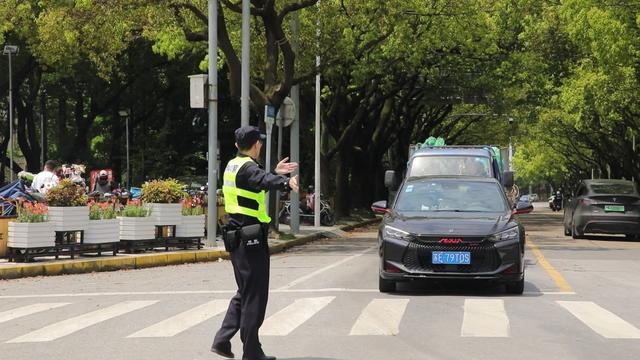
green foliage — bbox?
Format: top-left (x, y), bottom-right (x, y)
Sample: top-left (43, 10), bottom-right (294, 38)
top-left (121, 204), bottom-right (151, 217)
top-left (89, 203), bottom-right (118, 220)
top-left (141, 178), bottom-right (186, 204)
top-left (45, 179), bottom-right (88, 207)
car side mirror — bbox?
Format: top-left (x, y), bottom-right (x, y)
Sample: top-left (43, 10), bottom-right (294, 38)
top-left (502, 171), bottom-right (514, 188)
top-left (384, 170), bottom-right (398, 191)
top-left (371, 200), bottom-right (390, 215)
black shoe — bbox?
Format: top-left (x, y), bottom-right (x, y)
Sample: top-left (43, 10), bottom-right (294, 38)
top-left (258, 356), bottom-right (276, 360)
top-left (211, 343), bottom-right (234, 359)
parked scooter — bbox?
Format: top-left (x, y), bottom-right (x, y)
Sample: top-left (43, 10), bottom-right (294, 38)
top-left (279, 186), bottom-right (335, 226)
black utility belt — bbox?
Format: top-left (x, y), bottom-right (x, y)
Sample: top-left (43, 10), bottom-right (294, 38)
top-left (222, 224), bottom-right (267, 252)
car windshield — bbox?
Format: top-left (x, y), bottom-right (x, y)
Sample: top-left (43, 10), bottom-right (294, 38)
top-left (395, 179), bottom-right (508, 213)
top-left (589, 183), bottom-right (637, 195)
top-left (408, 156), bottom-right (491, 178)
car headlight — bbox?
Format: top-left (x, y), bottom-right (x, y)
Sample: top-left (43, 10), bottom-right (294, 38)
top-left (488, 227), bottom-right (519, 242)
top-left (383, 225), bottom-right (412, 241)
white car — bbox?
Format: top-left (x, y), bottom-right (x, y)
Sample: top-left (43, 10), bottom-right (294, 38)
top-left (529, 193), bottom-right (539, 201)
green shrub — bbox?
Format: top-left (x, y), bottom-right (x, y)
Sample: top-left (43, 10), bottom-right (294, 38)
top-left (121, 204), bottom-right (151, 217)
top-left (141, 178), bottom-right (186, 204)
top-left (45, 179), bottom-right (88, 207)
top-left (89, 203), bottom-right (119, 220)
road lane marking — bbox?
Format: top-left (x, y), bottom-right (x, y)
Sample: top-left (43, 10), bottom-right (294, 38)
top-left (557, 301), bottom-right (640, 339)
top-left (260, 297), bottom-right (335, 336)
top-left (6, 300), bottom-right (158, 343)
top-left (127, 300), bottom-right (228, 338)
top-left (350, 299), bottom-right (409, 335)
top-left (0, 303), bottom-right (70, 324)
top-left (527, 239), bottom-right (573, 293)
top-left (277, 246), bottom-right (376, 290)
top-left (461, 299), bottom-right (509, 337)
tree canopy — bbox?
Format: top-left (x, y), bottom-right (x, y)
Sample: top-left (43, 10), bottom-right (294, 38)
top-left (1, 0), bottom-right (637, 214)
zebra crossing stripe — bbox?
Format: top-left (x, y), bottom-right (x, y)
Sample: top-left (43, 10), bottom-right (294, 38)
top-left (6, 300), bottom-right (158, 343)
top-left (260, 297), bottom-right (335, 336)
top-left (557, 301), bottom-right (640, 339)
top-left (0, 303), bottom-right (70, 324)
top-left (350, 299), bottom-right (409, 336)
top-left (127, 300), bottom-right (229, 338)
top-left (461, 299), bottom-right (510, 337)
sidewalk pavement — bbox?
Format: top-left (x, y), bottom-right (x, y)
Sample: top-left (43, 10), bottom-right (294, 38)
top-left (0, 218), bottom-right (380, 280)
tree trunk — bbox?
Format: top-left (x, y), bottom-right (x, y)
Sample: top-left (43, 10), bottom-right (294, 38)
top-left (57, 96), bottom-right (69, 161)
top-left (72, 87), bottom-right (90, 163)
top-left (334, 150), bottom-right (350, 218)
top-left (40, 92), bottom-right (48, 166)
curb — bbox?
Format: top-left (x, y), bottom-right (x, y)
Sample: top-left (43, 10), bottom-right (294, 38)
top-left (0, 218), bottom-right (380, 280)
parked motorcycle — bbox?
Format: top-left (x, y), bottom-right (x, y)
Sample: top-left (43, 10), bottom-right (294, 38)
top-left (548, 194), bottom-right (562, 212)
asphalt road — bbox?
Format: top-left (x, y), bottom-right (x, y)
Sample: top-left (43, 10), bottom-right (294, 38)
top-left (1, 203), bottom-right (640, 360)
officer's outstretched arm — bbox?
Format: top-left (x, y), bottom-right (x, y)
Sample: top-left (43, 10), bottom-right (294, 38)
top-left (243, 163), bottom-right (290, 192)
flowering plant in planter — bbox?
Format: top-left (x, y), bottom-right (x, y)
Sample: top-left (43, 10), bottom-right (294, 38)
top-left (88, 201), bottom-right (119, 220)
top-left (121, 200), bottom-right (151, 217)
top-left (118, 199), bottom-right (154, 241)
top-left (45, 179), bottom-right (87, 206)
top-left (142, 179), bottom-right (185, 226)
top-left (141, 178), bottom-right (186, 204)
top-left (182, 196), bottom-right (205, 216)
top-left (177, 196), bottom-right (206, 238)
top-left (16, 199), bottom-right (49, 223)
top-left (45, 179), bottom-right (89, 231)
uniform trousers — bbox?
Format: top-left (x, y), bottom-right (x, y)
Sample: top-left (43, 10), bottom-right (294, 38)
top-left (213, 232), bottom-right (270, 360)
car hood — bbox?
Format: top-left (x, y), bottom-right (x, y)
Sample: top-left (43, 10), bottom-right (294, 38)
top-left (385, 211), bottom-right (513, 236)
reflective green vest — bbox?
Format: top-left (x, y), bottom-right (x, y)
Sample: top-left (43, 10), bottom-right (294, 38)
top-left (222, 156), bottom-right (271, 223)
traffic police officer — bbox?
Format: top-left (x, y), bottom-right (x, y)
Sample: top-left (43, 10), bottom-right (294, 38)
top-left (212, 126), bottom-right (299, 360)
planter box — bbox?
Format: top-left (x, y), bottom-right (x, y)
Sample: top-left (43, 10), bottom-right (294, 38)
top-left (176, 215), bottom-right (205, 238)
top-left (119, 216), bottom-right (155, 240)
top-left (8, 221), bottom-right (55, 248)
top-left (48, 206), bottom-right (89, 231)
top-left (148, 203), bottom-right (182, 226)
top-left (85, 219), bottom-right (120, 244)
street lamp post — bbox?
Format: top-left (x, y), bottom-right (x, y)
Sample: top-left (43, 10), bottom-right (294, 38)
top-left (118, 110), bottom-right (130, 188)
top-left (4, 45), bottom-right (18, 181)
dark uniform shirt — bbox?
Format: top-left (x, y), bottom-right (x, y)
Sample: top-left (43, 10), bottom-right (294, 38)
top-left (228, 154), bottom-right (290, 228)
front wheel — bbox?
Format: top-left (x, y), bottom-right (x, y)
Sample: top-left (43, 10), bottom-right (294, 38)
top-left (572, 224), bottom-right (583, 239)
top-left (320, 211), bottom-right (335, 226)
top-left (505, 277), bottom-right (524, 295)
top-left (379, 276), bottom-right (396, 293)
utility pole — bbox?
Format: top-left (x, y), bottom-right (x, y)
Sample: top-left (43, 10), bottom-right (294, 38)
top-left (290, 12), bottom-right (301, 234)
top-left (241, 0), bottom-right (250, 127)
top-left (4, 45), bottom-right (18, 181)
top-left (314, 0), bottom-right (321, 227)
top-left (207, 0), bottom-right (219, 246)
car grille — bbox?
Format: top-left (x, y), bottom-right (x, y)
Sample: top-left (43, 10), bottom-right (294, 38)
top-left (403, 239), bottom-right (500, 273)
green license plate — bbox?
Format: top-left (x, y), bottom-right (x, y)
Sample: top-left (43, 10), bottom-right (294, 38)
top-left (604, 205), bottom-right (625, 212)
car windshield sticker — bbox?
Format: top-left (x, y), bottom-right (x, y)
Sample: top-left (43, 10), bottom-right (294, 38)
top-left (406, 185), bottom-right (414, 192)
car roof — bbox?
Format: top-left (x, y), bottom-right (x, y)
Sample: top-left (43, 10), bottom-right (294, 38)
top-left (405, 175), bottom-right (500, 184)
top-left (411, 147), bottom-right (492, 158)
